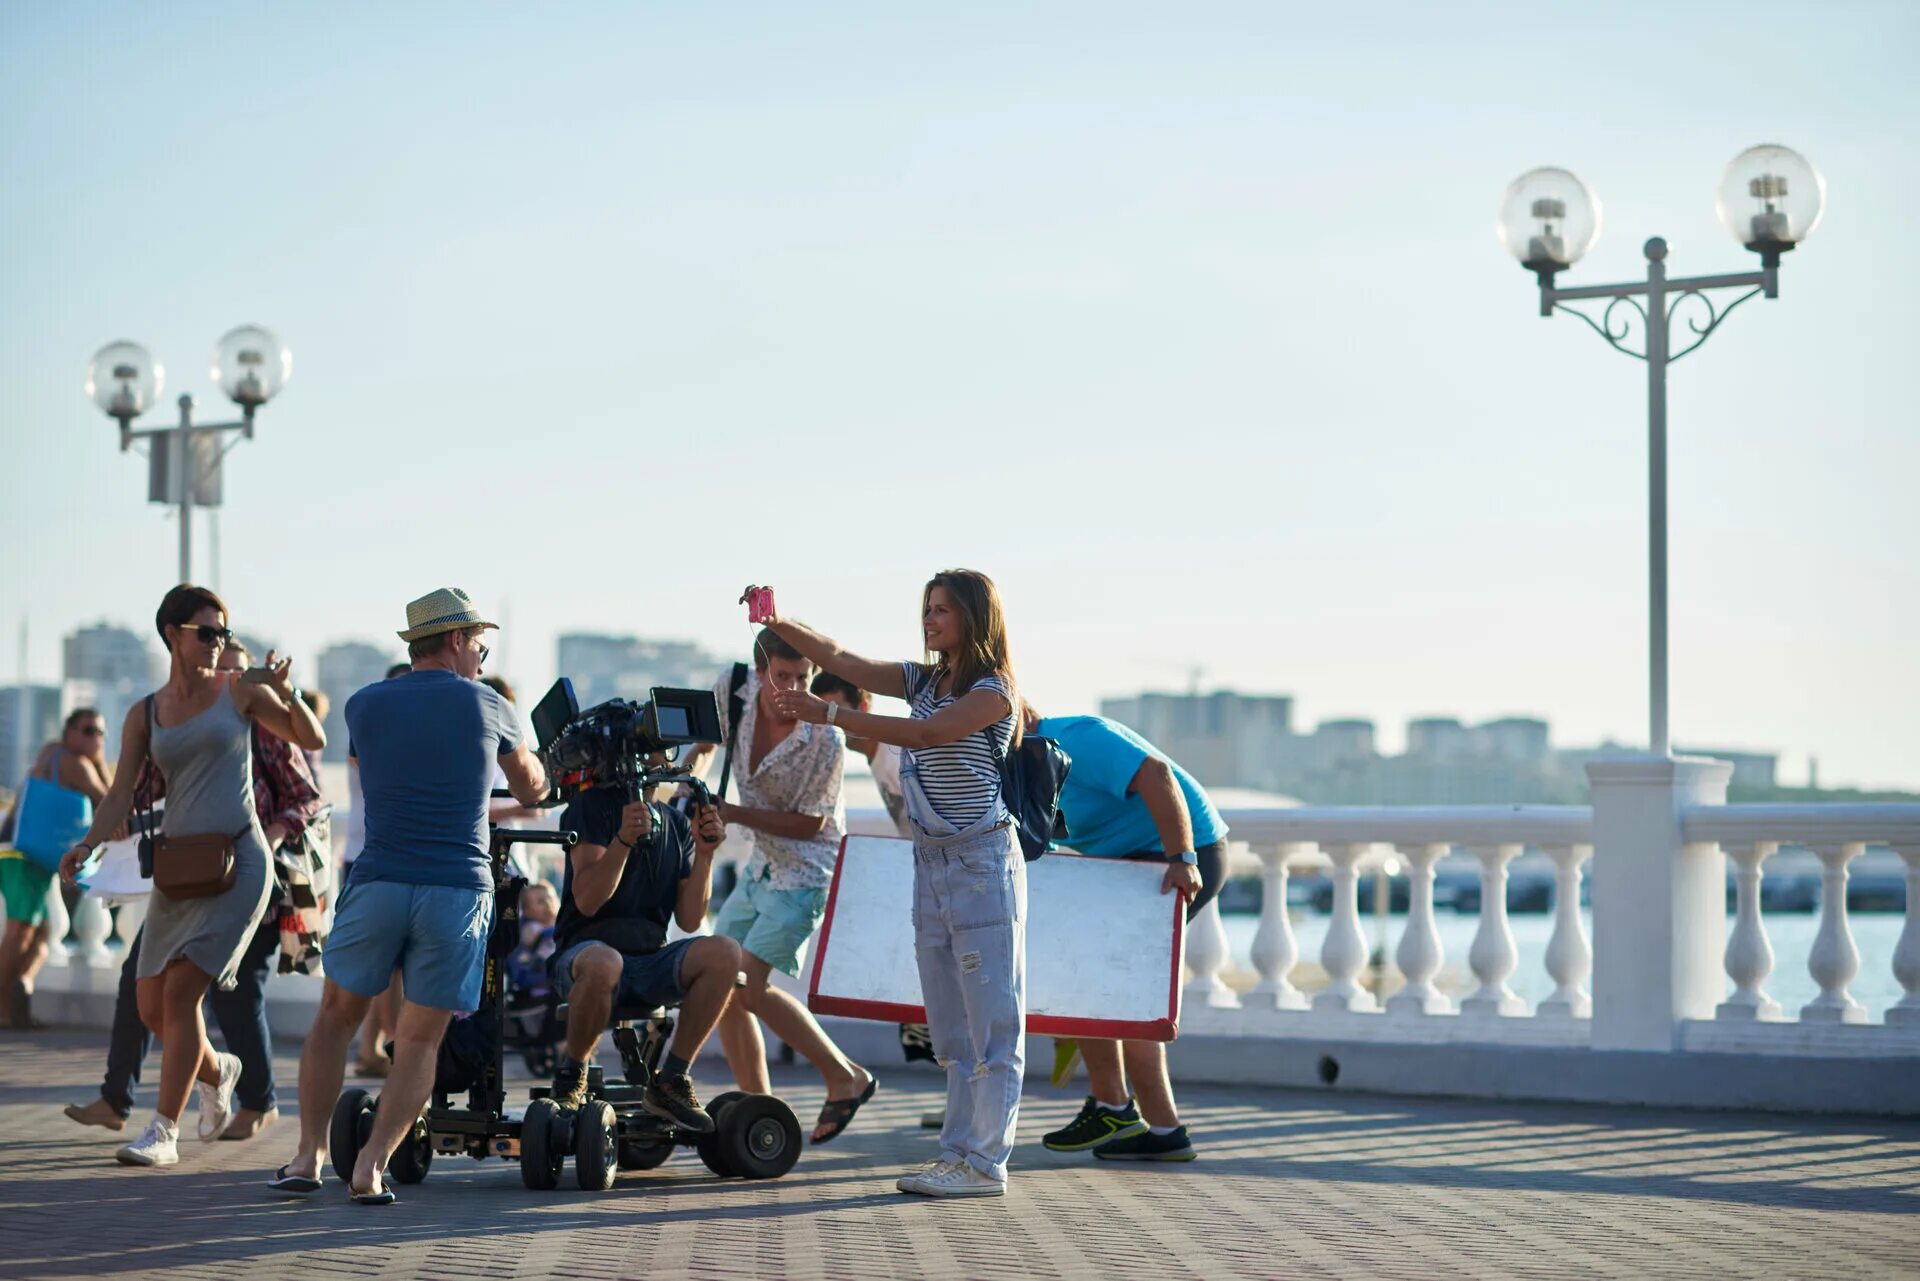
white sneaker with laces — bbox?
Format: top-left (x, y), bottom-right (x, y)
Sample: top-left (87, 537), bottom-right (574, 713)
top-left (903, 1160), bottom-right (1005, 1197)
top-left (196, 1051), bottom-right (242, 1143)
top-left (895, 1158), bottom-right (961, 1194)
top-left (115, 1117), bottom-right (180, 1167)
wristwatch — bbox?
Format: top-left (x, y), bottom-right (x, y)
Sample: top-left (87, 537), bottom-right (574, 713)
top-left (825, 701), bottom-right (839, 725)
top-left (1167, 849), bottom-right (1198, 866)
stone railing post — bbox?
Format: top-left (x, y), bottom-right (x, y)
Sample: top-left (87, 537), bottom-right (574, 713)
top-left (1889, 843), bottom-right (1920, 1027)
top-left (1385, 842), bottom-right (1451, 1016)
top-left (1247, 844), bottom-right (1308, 1010)
top-left (1462, 843), bottom-right (1527, 1017)
top-left (1717, 841), bottom-right (1781, 1021)
top-left (1586, 756), bottom-right (1732, 1050)
top-left (42, 876), bottom-right (71, 969)
top-left (1538, 843), bottom-right (1593, 1019)
top-left (70, 894), bottom-right (115, 969)
top-left (1182, 894), bottom-right (1240, 1010)
top-left (1802, 841), bottom-right (1866, 1024)
top-left (114, 895), bottom-right (148, 949)
top-left (1314, 843), bottom-right (1377, 1012)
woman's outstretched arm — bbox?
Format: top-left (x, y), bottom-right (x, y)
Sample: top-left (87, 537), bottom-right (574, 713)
top-left (756, 592), bottom-right (908, 699)
top-left (773, 686), bottom-right (1008, 752)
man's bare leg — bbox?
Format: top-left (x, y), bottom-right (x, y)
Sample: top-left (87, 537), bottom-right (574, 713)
top-left (718, 999), bottom-right (771, 1094)
top-left (666, 936), bottom-right (741, 1062)
top-left (730, 952), bottom-right (870, 1138)
top-left (1120, 1039), bottom-right (1180, 1129)
top-left (351, 999), bottom-right (452, 1197)
top-left (283, 980), bottom-right (371, 1181)
top-left (1079, 1038), bottom-right (1132, 1108)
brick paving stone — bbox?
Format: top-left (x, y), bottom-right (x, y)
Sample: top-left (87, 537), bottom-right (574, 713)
top-left (0, 1028), bottom-right (1916, 1280)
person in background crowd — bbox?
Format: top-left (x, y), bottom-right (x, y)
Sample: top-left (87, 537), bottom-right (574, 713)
top-left (274, 589), bottom-right (545, 1204)
top-left (754, 570), bottom-right (1026, 1199)
top-left (810, 672), bottom-right (911, 838)
top-left (58, 585), bottom-right (325, 1169)
top-left (63, 641), bottom-right (324, 1141)
top-left (0, 709), bottom-right (116, 1029)
top-left (346, 661), bottom-right (409, 1079)
top-left (1032, 707), bottom-right (1226, 1163)
top-left (678, 631), bottom-right (876, 1145)
top-left (297, 690), bottom-right (329, 780)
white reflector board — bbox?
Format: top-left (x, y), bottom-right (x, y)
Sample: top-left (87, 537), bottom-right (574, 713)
top-left (807, 836), bottom-right (1184, 1041)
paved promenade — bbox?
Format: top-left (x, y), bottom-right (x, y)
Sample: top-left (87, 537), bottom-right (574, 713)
top-left (0, 1029), bottom-right (1915, 1280)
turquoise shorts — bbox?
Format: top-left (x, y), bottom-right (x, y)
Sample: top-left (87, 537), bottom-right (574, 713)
top-left (712, 871), bottom-right (828, 978)
top-left (326, 878), bottom-right (493, 1013)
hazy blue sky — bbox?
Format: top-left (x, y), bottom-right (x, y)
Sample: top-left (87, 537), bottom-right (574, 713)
top-left (3, 2), bottom-right (1915, 785)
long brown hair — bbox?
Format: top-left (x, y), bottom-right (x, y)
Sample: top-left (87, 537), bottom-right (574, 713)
top-left (922, 568), bottom-right (1021, 747)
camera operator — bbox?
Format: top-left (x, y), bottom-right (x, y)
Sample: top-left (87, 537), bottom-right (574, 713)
top-left (546, 773), bottom-right (738, 1132)
top-left (273, 589), bottom-right (547, 1205)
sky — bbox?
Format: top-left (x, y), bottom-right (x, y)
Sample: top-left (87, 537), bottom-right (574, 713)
top-left (2, 1), bottom-right (1915, 786)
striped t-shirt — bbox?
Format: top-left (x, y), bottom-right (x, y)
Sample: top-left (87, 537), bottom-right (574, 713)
top-left (900, 662), bottom-right (1015, 830)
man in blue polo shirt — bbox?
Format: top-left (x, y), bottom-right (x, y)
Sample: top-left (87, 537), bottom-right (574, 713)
top-left (1031, 710), bottom-right (1228, 1163)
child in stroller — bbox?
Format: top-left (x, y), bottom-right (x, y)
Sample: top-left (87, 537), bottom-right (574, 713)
top-left (503, 882), bottom-right (565, 1076)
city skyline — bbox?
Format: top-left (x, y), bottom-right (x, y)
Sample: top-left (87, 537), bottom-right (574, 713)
top-left (3, 3), bottom-right (1914, 786)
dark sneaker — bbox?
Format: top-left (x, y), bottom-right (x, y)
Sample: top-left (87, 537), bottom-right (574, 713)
top-left (551, 1060), bottom-right (589, 1110)
top-left (1042, 1096), bottom-right (1146, 1151)
top-left (643, 1073), bottom-right (714, 1133)
top-left (1093, 1126), bottom-right (1197, 1162)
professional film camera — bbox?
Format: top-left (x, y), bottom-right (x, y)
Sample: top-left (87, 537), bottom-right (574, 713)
top-left (533, 680), bottom-right (724, 806)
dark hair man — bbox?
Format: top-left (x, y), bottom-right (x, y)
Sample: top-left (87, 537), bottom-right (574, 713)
top-left (1030, 708), bottom-right (1228, 1163)
top-left (679, 628), bottom-right (876, 1145)
top-left (547, 772), bottom-right (738, 1130)
top-left (275, 589), bottom-right (547, 1203)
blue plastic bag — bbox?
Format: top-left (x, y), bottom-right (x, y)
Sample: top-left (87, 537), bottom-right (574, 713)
top-left (12, 776), bottom-right (91, 872)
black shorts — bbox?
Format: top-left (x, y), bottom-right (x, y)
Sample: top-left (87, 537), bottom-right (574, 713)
top-left (1119, 840), bottom-right (1228, 922)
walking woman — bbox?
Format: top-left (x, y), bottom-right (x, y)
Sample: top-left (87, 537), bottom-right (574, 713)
top-left (58, 585), bottom-right (325, 1167)
top-left (753, 569), bottom-right (1024, 1198)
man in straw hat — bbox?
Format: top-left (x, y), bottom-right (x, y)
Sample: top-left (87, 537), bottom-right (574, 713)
top-left (272, 589), bottom-right (549, 1204)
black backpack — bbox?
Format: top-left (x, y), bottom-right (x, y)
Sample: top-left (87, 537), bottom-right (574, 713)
top-left (910, 667), bottom-right (1070, 861)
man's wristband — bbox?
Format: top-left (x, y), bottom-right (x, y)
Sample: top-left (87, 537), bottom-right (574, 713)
top-left (1167, 849), bottom-right (1198, 866)
top-left (825, 701), bottom-right (838, 725)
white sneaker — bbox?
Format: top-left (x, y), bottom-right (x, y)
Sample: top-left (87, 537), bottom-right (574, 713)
top-left (196, 1052), bottom-right (242, 1143)
top-left (903, 1160), bottom-right (1005, 1197)
top-left (895, 1158), bottom-right (960, 1193)
top-left (115, 1117), bottom-right (179, 1167)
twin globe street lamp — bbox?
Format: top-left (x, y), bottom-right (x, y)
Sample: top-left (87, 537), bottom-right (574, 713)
top-left (1498, 144), bottom-right (1825, 758)
top-left (84, 326), bottom-right (293, 583)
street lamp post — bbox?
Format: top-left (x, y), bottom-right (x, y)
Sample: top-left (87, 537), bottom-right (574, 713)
top-left (1499, 145), bottom-right (1825, 757)
top-left (84, 325), bottom-right (293, 583)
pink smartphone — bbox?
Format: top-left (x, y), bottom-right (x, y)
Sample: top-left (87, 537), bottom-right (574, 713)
top-left (746, 586), bottom-right (775, 623)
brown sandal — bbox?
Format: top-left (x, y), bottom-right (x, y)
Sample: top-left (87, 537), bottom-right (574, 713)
top-left (811, 1075), bottom-right (878, 1145)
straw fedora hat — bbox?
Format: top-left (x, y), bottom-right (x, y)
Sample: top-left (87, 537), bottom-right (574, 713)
top-left (397, 588), bottom-right (498, 642)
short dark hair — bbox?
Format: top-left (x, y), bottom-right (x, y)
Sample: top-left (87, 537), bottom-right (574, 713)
top-left (406, 626), bottom-right (484, 662)
top-left (384, 662), bottom-right (411, 680)
top-left (752, 627), bottom-right (806, 671)
top-left (300, 688), bottom-right (330, 720)
top-left (481, 674), bottom-right (516, 704)
top-left (809, 672), bottom-right (863, 705)
top-left (154, 583), bottom-right (227, 644)
top-left (64, 707), bottom-right (103, 731)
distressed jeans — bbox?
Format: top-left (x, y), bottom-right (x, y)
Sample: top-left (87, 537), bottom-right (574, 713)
top-left (912, 825), bottom-right (1027, 1181)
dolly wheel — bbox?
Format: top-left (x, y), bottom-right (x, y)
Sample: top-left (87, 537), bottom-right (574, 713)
top-left (329, 1088), bottom-right (374, 1186)
top-left (521, 1098), bottom-right (564, 1191)
top-left (694, 1091), bottom-right (747, 1177)
top-left (575, 1101), bottom-right (617, 1191)
top-left (618, 1140), bottom-right (674, 1171)
top-left (719, 1094), bottom-right (802, 1180)
top-left (389, 1114), bottom-right (434, 1184)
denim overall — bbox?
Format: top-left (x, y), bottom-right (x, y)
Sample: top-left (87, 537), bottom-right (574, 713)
top-left (900, 751), bottom-right (1027, 1182)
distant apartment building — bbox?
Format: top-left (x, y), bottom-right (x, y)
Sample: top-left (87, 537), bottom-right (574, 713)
top-left (1098, 691), bottom-right (1294, 789)
top-left (62, 623), bottom-right (166, 760)
top-left (316, 641), bottom-right (401, 761)
top-left (0, 684), bottom-right (64, 793)
top-left (556, 634), bottom-right (730, 711)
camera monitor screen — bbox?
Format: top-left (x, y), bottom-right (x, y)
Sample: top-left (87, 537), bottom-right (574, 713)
top-left (648, 687), bottom-right (722, 746)
top-left (531, 678), bottom-right (580, 753)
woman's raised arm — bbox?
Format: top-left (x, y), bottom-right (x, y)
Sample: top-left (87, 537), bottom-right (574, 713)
top-left (757, 593), bottom-right (908, 699)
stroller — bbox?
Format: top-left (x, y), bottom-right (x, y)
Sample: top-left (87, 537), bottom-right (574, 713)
top-left (502, 914), bottom-right (565, 1078)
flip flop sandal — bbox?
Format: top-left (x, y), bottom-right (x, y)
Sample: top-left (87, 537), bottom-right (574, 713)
top-left (348, 1186), bottom-right (396, 1206)
top-left (811, 1075), bottom-right (879, 1145)
top-left (268, 1165), bottom-right (323, 1196)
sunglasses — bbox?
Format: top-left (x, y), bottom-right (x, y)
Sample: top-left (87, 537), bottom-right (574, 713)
top-left (186, 624), bottom-right (234, 646)
top-left (476, 642), bottom-right (490, 664)
top-left (79, 725), bottom-right (106, 737)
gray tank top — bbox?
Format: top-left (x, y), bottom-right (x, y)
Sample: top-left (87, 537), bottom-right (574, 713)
top-left (149, 688), bottom-right (256, 838)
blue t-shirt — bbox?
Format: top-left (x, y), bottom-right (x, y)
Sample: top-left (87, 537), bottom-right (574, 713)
top-left (1036, 715), bottom-right (1227, 858)
top-left (346, 669), bottom-right (523, 892)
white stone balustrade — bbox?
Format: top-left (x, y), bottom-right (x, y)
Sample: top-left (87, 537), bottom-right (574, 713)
top-left (1247, 844), bottom-right (1308, 1010)
top-left (1717, 841), bottom-right (1782, 1021)
top-left (1892, 844), bottom-right (1920, 1027)
top-left (1537, 843), bottom-right (1592, 1019)
top-left (1384, 842), bottom-right (1451, 1016)
top-left (1313, 842), bottom-right (1377, 1012)
top-left (1462, 843), bottom-right (1527, 1017)
top-left (41, 876), bottom-right (70, 968)
top-left (1182, 895), bottom-right (1240, 1010)
top-left (1803, 842), bottom-right (1867, 1024)
top-left (69, 894), bottom-right (114, 968)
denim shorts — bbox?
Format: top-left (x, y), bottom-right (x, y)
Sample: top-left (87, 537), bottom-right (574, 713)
top-left (326, 879), bottom-right (493, 1013)
top-left (712, 870), bottom-right (829, 977)
top-left (550, 937), bottom-right (695, 1010)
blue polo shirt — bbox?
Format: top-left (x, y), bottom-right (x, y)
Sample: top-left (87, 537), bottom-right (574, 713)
top-left (346, 668), bottom-right (523, 892)
top-left (1036, 715), bottom-right (1227, 857)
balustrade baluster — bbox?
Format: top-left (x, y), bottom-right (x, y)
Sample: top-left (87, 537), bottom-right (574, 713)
top-left (1385, 842), bottom-right (1450, 1016)
top-left (1461, 843), bottom-right (1527, 1017)
top-left (1802, 841), bottom-right (1867, 1024)
top-left (1885, 843), bottom-right (1920, 1027)
top-left (1182, 892), bottom-right (1240, 1010)
top-left (41, 876), bottom-right (70, 968)
top-left (114, 895), bottom-right (148, 949)
top-left (1717, 841), bottom-right (1781, 1021)
top-left (69, 894), bottom-right (114, 969)
top-left (1538, 843), bottom-right (1593, 1019)
top-left (1313, 842), bottom-right (1377, 1012)
top-left (1248, 844), bottom-right (1308, 1010)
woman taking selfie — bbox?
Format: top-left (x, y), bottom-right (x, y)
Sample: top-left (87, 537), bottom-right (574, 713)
top-left (752, 569), bottom-right (1024, 1199)
top-left (59, 585), bottom-right (325, 1168)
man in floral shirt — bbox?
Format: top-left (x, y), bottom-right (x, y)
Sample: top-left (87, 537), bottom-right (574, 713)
top-left (681, 628), bottom-right (877, 1144)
